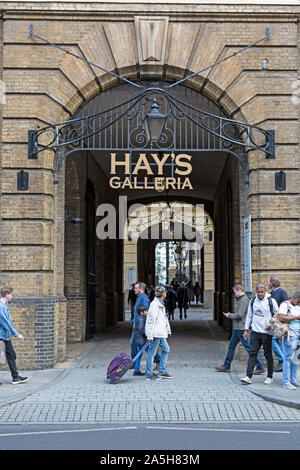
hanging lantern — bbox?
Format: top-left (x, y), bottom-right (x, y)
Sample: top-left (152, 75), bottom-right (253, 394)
top-left (143, 98), bottom-right (167, 143)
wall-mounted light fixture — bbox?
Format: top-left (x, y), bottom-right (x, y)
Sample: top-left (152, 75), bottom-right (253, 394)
top-left (275, 171), bottom-right (286, 191)
top-left (17, 170), bottom-right (29, 191)
top-left (262, 59), bottom-right (269, 70)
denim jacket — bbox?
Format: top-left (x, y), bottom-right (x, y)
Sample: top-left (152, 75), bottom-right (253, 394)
top-left (0, 301), bottom-right (19, 340)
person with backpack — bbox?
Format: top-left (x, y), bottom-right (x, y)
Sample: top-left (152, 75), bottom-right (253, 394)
top-left (240, 284), bottom-right (278, 385)
top-left (278, 293), bottom-right (300, 390)
top-left (268, 275), bottom-right (289, 372)
top-left (215, 285), bottom-right (265, 374)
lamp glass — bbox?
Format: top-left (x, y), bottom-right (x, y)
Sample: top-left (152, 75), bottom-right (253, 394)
top-left (143, 100), bottom-right (167, 143)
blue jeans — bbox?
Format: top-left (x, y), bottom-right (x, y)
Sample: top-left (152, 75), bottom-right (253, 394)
top-left (282, 336), bottom-right (300, 385)
top-left (146, 338), bottom-right (170, 377)
top-left (130, 329), bottom-right (137, 359)
top-left (272, 336), bottom-right (284, 362)
top-left (131, 331), bottom-right (160, 366)
top-left (135, 345), bottom-right (149, 372)
top-left (224, 330), bottom-right (264, 370)
top-left (134, 345), bottom-right (162, 372)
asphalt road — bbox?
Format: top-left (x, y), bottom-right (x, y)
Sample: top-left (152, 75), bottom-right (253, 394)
top-left (0, 422), bottom-right (299, 452)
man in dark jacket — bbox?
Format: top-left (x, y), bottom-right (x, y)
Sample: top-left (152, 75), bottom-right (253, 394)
top-left (193, 282), bottom-right (202, 305)
top-left (268, 275), bottom-right (288, 306)
top-left (176, 282), bottom-right (189, 319)
top-left (128, 284), bottom-right (137, 324)
top-left (215, 285), bottom-right (265, 374)
top-left (165, 285), bottom-right (177, 320)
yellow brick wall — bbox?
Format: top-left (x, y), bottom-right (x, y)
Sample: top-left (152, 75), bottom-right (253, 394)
top-left (0, 1), bottom-right (299, 367)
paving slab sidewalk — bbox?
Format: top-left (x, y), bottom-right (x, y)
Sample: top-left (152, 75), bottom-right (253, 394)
top-left (0, 308), bottom-right (300, 414)
top-left (0, 342), bottom-right (94, 407)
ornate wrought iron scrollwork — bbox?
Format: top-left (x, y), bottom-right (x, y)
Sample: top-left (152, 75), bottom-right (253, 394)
top-left (27, 25), bottom-right (275, 170)
top-left (28, 83), bottom-right (275, 173)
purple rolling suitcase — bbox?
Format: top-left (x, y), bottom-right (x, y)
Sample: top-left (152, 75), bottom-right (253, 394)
top-left (107, 341), bottom-right (150, 384)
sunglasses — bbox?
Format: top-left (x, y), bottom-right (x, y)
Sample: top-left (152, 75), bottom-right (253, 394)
top-left (256, 285), bottom-right (265, 289)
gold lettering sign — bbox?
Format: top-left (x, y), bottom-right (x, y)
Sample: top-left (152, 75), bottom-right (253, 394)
top-left (109, 153), bottom-right (193, 190)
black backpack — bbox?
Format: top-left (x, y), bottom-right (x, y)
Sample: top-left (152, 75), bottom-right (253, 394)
top-left (250, 296), bottom-right (274, 316)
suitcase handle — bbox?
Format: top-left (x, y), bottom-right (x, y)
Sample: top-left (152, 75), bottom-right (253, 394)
top-left (132, 340), bottom-right (150, 362)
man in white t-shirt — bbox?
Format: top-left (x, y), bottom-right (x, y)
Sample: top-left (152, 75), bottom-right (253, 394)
top-left (278, 293), bottom-right (300, 390)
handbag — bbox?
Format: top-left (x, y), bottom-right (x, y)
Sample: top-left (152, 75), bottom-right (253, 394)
top-left (270, 301), bottom-right (291, 342)
top-left (0, 340), bottom-right (7, 365)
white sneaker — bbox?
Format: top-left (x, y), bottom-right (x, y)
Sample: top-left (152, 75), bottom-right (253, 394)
top-left (283, 382), bottom-right (297, 390)
top-left (240, 376), bottom-right (252, 384)
top-left (264, 377), bottom-right (273, 385)
top-left (291, 381), bottom-right (300, 388)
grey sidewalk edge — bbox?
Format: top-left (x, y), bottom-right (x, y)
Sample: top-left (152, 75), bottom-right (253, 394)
top-left (230, 368), bottom-right (300, 410)
top-left (0, 342), bottom-right (97, 409)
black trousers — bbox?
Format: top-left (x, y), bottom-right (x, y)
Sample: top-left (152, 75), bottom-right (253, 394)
top-left (4, 339), bottom-right (18, 379)
top-left (247, 331), bottom-right (273, 379)
top-left (168, 308), bottom-right (175, 319)
top-left (178, 305), bottom-right (187, 318)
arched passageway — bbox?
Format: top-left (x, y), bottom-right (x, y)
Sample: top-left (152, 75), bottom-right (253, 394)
top-left (63, 79), bottom-right (247, 343)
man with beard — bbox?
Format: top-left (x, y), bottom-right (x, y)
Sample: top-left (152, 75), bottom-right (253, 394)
top-left (241, 284), bottom-right (278, 385)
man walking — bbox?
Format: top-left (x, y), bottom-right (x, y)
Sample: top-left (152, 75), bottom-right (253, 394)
top-left (278, 293), bottom-right (300, 390)
top-left (130, 282), bottom-right (150, 360)
top-left (241, 284), bottom-right (278, 385)
top-left (128, 283), bottom-right (137, 325)
top-left (215, 285), bottom-right (265, 374)
top-left (145, 286), bottom-right (172, 381)
top-left (165, 284), bottom-right (177, 320)
top-left (176, 282), bottom-right (189, 319)
top-left (0, 287), bottom-right (28, 384)
top-left (193, 282), bottom-right (202, 305)
top-left (268, 275), bottom-right (288, 372)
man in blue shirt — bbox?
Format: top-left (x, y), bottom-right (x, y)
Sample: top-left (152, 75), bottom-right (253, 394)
top-left (0, 287), bottom-right (28, 384)
top-left (130, 282), bottom-right (150, 360)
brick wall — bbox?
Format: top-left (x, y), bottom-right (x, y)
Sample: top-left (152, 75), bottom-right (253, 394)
top-left (0, 2), bottom-right (299, 368)
top-left (64, 151), bottom-right (123, 343)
